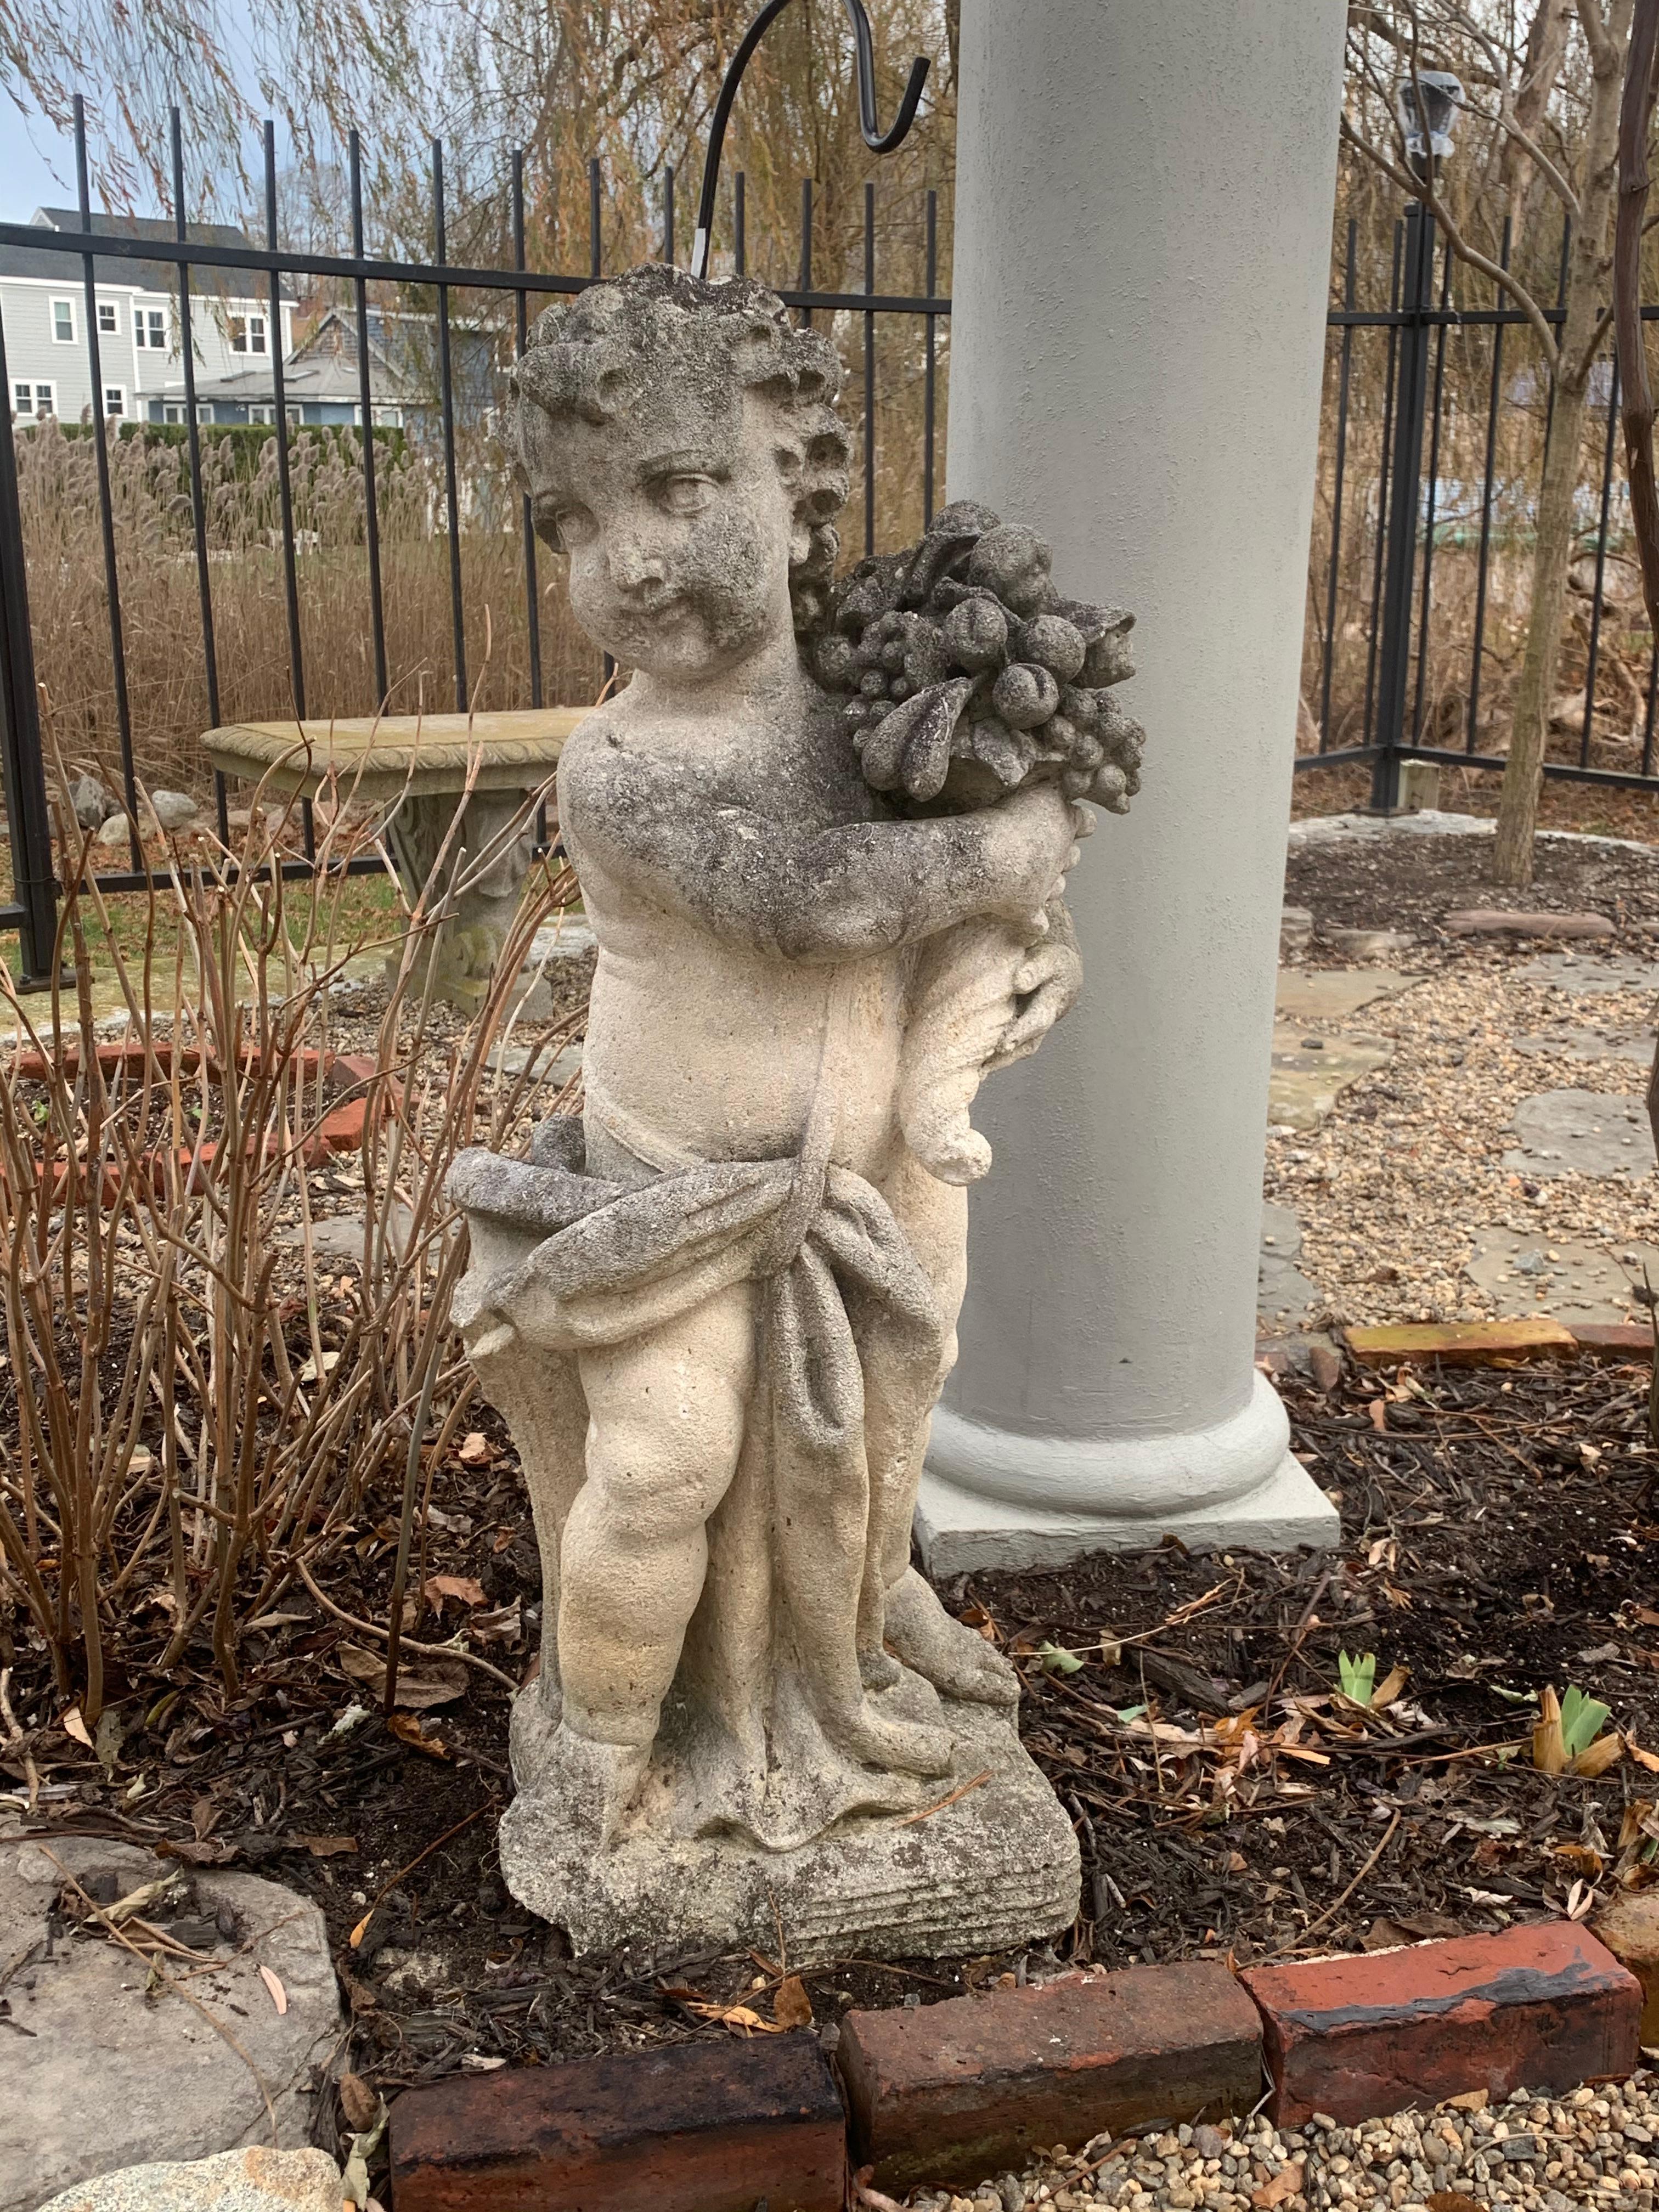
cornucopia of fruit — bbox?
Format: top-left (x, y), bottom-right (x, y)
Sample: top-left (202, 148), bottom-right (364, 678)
top-left (815, 500), bottom-right (1144, 816)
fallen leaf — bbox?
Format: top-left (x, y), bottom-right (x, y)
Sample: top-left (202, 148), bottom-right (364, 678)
top-left (60, 1706), bottom-right (93, 1749)
top-left (424, 1573), bottom-right (487, 1612)
top-left (258, 1963), bottom-right (289, 2015)
top-left (1363, 1916), bottom-right (1410, 1951)
top-left (456, 1431), bottom-right (493, 1466)
top-left (683, 1999), bottom-right (786, 2036)
top-left (1392, 1909), bottom-right (1464, 1940)
top-left (1555, 1841), bottom-right (1606, 1881)
top-left (1371, 1662), bottom-right (1409, 1710)
top-left (772, 1974), bottom-right (813, 2029)
top-left (294, 1834), bottom-right (358, 1858)
top-left (1573, 1730), bottom-right (1626, 1779)
top-left (460, 2053), bottom-right (506, 2071)
top-left (388, 1712), bottom-right (450, 1759)
top-left (1368, 1398), bottom-right (1387, 1434)
top-left (1533, 1685), bottom-right (1566, 1775)
top-left (471, 1599), bottom-right (521, 1645)
top-left (1628, 1732), bottom-right (1659, 1773)
top-left (1252, 2158), bottom-right (1304, 2208)
top-left (337, 1645), bottom-right (466, 1711)
top-left (1426, 2195), bottom-right (1482, 2212)
top-left (338, 2072), bottom-right (380, 2132)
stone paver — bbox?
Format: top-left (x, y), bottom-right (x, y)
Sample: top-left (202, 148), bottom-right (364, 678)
top-left (1268, 1023), bottom-right (1393, 1133)
top-left (1518, 951), bottom-right (1659, 996)
top-left (1259, 1202), bottom-right (1319, 1326)
top-left (1513, 1024), bottom-right (1651, 1066)
top-left (1502, 1090), bottom-right (1656, 1181)
top-left (1, 1835), bottom-right (342, 2212)
top-left (1465, 1228), bottom-right (1659, 1323)
top-left (1274, 968), bottom-right (1420, 1022)
top-left (32, 2147), bottom-right (345, 2212)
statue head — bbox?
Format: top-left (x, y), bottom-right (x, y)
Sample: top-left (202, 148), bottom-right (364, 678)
top-left (512, 264), bottom-right (850, 683)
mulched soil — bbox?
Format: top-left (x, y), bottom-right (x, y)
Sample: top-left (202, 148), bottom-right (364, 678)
top-left (9, 1347), bottom-right (1659, 2174)
top-left (1285, 817), bottom-right (1659, 939)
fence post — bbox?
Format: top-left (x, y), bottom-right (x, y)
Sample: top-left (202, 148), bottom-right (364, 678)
top-left (0, 313), bottom-right (59, 988)
top-left (1370, 199), bottom-right (1434, 812)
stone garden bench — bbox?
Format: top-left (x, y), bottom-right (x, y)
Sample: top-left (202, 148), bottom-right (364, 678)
top-left (204, 708), bottom-right (586, 1009)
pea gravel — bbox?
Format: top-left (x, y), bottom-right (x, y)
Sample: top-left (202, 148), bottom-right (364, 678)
top-left (901, 2075), bottom-right (1659, 2212)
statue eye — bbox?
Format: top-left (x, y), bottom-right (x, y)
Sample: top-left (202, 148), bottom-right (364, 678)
top-left (658, 473), bottom-right (714, 516)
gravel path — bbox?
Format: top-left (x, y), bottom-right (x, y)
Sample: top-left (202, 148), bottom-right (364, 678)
top-left (1266, 944), bottom-right (1659, 1330)
top-left (898, 2075), bottom-right (1659, 2211)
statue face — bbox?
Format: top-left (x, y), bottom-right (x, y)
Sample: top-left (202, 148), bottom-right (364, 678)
top-left (523, 383), bottom-right (810, 683)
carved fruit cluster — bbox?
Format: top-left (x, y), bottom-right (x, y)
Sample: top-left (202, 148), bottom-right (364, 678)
top-left (815, 501), bottom-right (1144, 815)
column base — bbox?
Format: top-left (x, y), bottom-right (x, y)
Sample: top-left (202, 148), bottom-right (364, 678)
top-left (915, 1449), bottom-right (1339, 1578)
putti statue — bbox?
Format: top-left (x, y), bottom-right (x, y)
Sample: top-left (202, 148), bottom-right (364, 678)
top-left (447, 263), bottom-right (1143, 1960)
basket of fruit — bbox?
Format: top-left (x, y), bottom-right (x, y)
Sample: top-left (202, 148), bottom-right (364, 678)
top-left (815, 500), bottom-right (1144, 816)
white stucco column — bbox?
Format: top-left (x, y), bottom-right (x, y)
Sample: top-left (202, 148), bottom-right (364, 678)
top-left (918, 0), bottom-right (1346, 1573)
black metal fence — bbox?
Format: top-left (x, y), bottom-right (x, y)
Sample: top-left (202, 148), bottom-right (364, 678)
top-left (1302, 199), bottom-right (1659, 812)
top-left (0, 102), bottom-right (949, 985)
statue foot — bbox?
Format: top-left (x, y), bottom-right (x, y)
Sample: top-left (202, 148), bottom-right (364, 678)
top-left (823, 1696), bottom-right (953, 1779)
top-left (545, 1720), bottom-right (650, 1847)
top-left (885, 1567), bottom-right (1020, 1708)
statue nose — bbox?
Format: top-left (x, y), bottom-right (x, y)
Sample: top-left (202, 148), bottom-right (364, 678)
top-left (610, 540), bottom-right (667, 591)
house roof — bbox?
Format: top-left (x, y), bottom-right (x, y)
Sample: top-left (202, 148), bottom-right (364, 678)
top-left (0, 209), bottom-right (297, 301)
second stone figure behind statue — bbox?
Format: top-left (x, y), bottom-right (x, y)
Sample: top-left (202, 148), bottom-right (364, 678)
top-left (446, 263), bottom-right (1144, 1961)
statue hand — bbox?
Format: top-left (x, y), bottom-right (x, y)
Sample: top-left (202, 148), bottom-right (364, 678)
top-left (990, 781), bottom-right (1090, 931)
top-left (986, 909), bottom-right (1082, 1070)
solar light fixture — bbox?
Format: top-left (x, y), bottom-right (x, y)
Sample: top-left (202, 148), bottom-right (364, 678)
top-left (1395, 70), bottom-right (1463, 167)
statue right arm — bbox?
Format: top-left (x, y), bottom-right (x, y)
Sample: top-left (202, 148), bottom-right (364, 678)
top-left (558, 733), bottom-right (1080, 964)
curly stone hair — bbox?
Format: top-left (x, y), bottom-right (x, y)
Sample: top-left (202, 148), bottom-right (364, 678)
top-left (511, 263), bottom-right (851, 636)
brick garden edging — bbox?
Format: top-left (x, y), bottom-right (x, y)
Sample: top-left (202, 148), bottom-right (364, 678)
top-left (383, 1921), bottom-right (1643, 2209)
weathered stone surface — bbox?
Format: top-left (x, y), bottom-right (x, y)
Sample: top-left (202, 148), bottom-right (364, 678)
top-left (1502, 1090), bottom-right (1656, 1181)
top-left (1443, 907), bottom-right (1614, 938)
top-left (67, 772), bottom-right (114, 828)
top-left (1513, 1024), bottom-right (1650, 1066)
top-left (839, 1963), bottom-right (1262, 2191)
top-left (388, 2032), bottom-right (846, 2211)
top-left (1258, 1202), bottom-right (1319, 1327)
top-left (445, 266), bottom-right (1103, 1959)
top-left (31, 2147), bottom-right (345, 2212)
top-left (1321, 927), bottom-right (1417, 959)
top-left (1592, 1889), bottom-right (1659, 2044)
top-left (1519, 951), bottom-right (1659, 995)
top-left (1464, 1230), bottom-right (1659, 1326)
top-left (1346, 1316), bottom-right (1578, 1365)
top-left (1267, 1022), bottom-right (1392, 1134)
top-left (1280, 905), bottom-right (1313, 952)
top-left (1242, 1922), bottom-right (1641, 2128)
top-left (146, 789), bottom-right (203, 833)
top-left (1274, 968), bottom-right (1420, 1022)
top-left (1, 1837), bottom-right (342, 2212)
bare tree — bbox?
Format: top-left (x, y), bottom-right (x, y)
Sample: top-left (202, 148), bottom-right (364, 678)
top-left (1346, 0), bottom-right (1634, 888)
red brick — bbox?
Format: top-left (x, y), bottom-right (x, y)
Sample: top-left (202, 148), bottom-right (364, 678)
top-left (1345, 1317), bottom-right (1578, 1367)
top-left (1592, 1891), bottom-right (1659, 2045)
top-left (1570, 1323), bottom-right (1654, 1361)
top-left (388, 2032), bottom-right (846, 2212)
top-left (1442, 909), bottom-right (1615, 938)
top-left (838, 1964), bottom-right (1261, 2192)
top-left (1241, 1921), bottom-right (1640, 2128)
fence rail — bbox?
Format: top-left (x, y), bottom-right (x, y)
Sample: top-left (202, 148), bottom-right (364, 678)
top-left (1301, 200), bottom-right (1659, 811)
top-left (0, 101), bottom-right (950, 984)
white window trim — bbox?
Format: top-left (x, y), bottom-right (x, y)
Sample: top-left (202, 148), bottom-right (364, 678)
top-left (50, 297), bottom-right (75, 343)
top-left (103, 385), bottom-right (126, 419)
top-left (13, 381), bottom-right (55, 419)
top-left (97, 299), bottom-right (120, 336)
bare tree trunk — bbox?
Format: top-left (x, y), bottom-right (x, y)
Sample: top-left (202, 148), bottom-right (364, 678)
top-left (1494, 0), bottom-right (1634, 887)
top-left (1502, 1), bottom-right (1577, 241)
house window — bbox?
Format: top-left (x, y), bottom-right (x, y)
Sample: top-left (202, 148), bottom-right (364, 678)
top-left (136, 307), bottom-right (167, 350)
top-left (51, 298), bottom-right (74, 343)
top-left (13, 382), bottom-right (55, 419)
top-left (371, 404), bottom-right (403, 428)
top-left (162, 402), bottom-right (185, 424)
top-left (231, 313), bottom-right (268, 357)
top-left (103, 386), bottom-right (125, 418)
top-left (97, 301), bottom-right (119, 336)
top-left (248, 404), bottom-right (273, 424)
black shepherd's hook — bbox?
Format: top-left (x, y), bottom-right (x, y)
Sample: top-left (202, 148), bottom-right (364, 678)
top-left (690, 0), bottom-right (930, 279)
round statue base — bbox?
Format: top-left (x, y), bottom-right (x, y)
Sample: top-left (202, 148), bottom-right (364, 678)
top-left (497, 1692), bottom-right (1081, 1966)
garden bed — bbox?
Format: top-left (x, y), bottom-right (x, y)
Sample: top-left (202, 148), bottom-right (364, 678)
top-left (8, 1346), bottom-right (1658, 2153)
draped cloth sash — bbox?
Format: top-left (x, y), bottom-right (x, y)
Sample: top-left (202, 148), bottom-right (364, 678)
top-left (445, 981), bottom-right (950, 1849)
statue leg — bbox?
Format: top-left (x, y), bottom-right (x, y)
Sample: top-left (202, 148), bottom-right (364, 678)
top-left (555, 1280), bottom-right (756, 1826)
top-left (871, 1146), bottom-right (1020, 1707)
